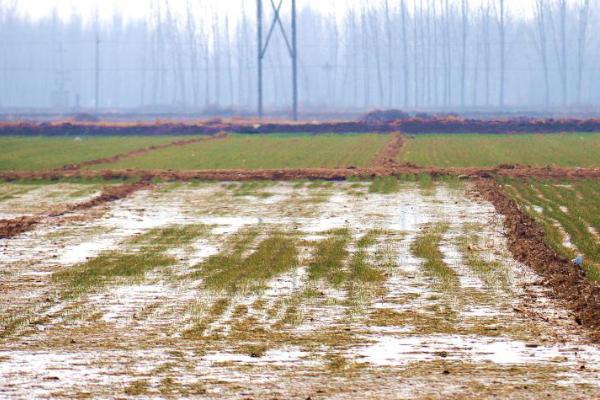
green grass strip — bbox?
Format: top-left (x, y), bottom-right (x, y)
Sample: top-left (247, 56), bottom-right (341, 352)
top-left (411, 223), bottom-right (458, 289)
top-left (308, 228), bottom-right (351, 287)
top-left (196, 231), bottom-right (299, 294)
top-left (369, 177), bottom-right (400, 194)
top-left (53, 225), bottom-right (208, 298)
top-left (348, 231), bottom-right (385, 285)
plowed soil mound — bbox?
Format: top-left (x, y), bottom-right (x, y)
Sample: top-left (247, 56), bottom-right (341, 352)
top-left (2, 117), bottom-right (600, 136)
top-left (475, 179), bottom-right (600, 340)
top-left (2, 165), bottom-right (600, 183)
top-left (0, 216), bottom-right (39, 239)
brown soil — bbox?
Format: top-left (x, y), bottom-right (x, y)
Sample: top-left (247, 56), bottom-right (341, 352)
top-left (372, 132), bottom-right (405, 167)
top-left (2, 165), bottom-right (600, 183)
top-left (59, 132), bottom-right (228, 171)
top-left (0, 216), bottom-right (39, 239)
top-left (474, 179), bottom-right (600, 341)
top-left (2, 117), bottom-right (600, 136)
top-left (0, 182), bottom-right (149, 239)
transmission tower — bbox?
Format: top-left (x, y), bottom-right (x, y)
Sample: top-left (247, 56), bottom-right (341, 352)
top-left (52, 43), bottom-right (70, 109)
top-left (257, 0), bottom-right (298, 120)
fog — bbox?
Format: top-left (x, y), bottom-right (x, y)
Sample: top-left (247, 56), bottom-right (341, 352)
top-left (0, 0), bottom-right (597, 117)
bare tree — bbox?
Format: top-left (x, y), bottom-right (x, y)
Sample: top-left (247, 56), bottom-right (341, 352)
top-left (460, 0), bottom-right (468, 108)
top-left (212, 14), bottom-right (221, 107)
top-left (400, 0), bottom-right (409, 107)
top-left (442, 0), bottom-right (452, 106)
top-left (186, 0), bottom-right (200, 107)
top-left (557, 0), bottom-right (568, 106)
top-left (384, 0), bottom-right (393, 106)
top-left (431, 0), bottom-right (439, 106)
top-left (413, 0), bottom-right (420, 106)
top-left (497, 0), bottom-right (506, 107)
top-left (482, 1), bottom-right (491, 107)
top-left (534, 0), bottom-right (551, 106)
top-left (370, 7), bottom-right (384, 106)
top-left (361, 7), bottom-right (370, 107)
top-left (224, 16), bottom-right (234, 107)
top-left (576, 0), bottom-right (591, 104)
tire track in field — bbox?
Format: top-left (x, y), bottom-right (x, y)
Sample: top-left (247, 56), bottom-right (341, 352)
top-left (58, 132), bottom-right (228, 171)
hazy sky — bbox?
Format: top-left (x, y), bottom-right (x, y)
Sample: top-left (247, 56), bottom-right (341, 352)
top-left (13, 0), bottom-right (535, 23)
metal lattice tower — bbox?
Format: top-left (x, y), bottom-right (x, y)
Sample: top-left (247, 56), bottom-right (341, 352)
top-left (52, 43), bottom-right (70, 109)
top-left (257, 0), bottom-right (298, 120)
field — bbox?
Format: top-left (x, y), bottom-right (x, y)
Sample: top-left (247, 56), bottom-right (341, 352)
top-left (400, 133), bottom-right (600, 167)
top-left (500, 179), bottom-right (600, 280)
top-left (1, 131), bottom-right (600, 399)
top-left (1, 179), bottom-right (600, 399)
top-left (0, 136), bottom-right (192, 171)
top-left (87, 133), bottom-right (390, 170)
top-left (4, 132), bottom-right (600, 173)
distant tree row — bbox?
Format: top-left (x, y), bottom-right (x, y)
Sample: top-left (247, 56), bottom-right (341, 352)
top-left (0, 0), bottom-right (597, 114)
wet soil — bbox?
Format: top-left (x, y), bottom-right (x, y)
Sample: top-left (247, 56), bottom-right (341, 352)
top-left (1, 182), bottom-right (600, 398)
top-left (0, 182), bottom-right (150, 239)
top-left (0, 216), bottom-right (38, 240)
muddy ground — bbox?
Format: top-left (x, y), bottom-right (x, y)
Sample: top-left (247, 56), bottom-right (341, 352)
top-left (475, 179), bottom-right (600, 340)
top-left (0, 182), bottom-right (149, 239)
top-left (1, 181), bottom-right (600, 399)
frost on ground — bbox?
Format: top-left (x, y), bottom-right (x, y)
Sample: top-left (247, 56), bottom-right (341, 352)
top-left (1, 181), bottom-right (600, 399)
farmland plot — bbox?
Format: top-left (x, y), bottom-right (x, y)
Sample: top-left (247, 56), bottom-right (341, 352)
top-left (502, 179), bottom-right (600, 281)
top-left (1, 181), bottom-right (600, 399)
top-left (87, 134), bottom-right (390, 170)
top-left (0, 136), bottom-right (191, 171)
top-left (400, 133), bottom-right (600, 168)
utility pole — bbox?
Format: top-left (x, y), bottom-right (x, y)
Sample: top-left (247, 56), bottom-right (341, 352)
top-left (257, 0), bottom-right (263, 118)
top-left (256, 0), bottom-right (298, 120)
top-left (291, 0), bottom-right (298, 121)
top-left (53, 43), bottom-right (70, 109)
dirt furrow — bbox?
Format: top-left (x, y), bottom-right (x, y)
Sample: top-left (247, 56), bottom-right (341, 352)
top-left (474, 179), bottom-right (600, 341)
top-left (59, 132), bottom-right (228, 171)
top-left (372, 132), bottom-right (405, 167)
top-left (0, 182), bottom-right (150, 239)
top-left (2, 165), bottom-right (600, 183)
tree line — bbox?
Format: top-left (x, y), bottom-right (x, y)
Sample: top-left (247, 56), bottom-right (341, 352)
top-left (0, 0), bottom-right (596, 114)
